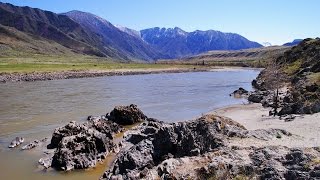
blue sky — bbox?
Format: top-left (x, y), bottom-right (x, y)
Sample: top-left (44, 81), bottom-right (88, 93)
top-left (1, 0), bottom-right (319, 45)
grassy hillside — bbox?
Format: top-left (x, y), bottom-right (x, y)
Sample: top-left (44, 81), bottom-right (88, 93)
top-left (0, 24), bottom-right (78, 57)
top-left (255, 38), bottom-right (320, 114)
top-left (159, 46), bottom-right (290, 67)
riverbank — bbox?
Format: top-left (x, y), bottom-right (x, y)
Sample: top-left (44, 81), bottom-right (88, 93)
top-left (210, 103), bottom-right (320, 148)
top-left (0, 67), bottom-right (210, 83)
top-left (0, 66), bottom-right (260, 83)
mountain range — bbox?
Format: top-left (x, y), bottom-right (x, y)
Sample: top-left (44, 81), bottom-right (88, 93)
top-left (0, 2), bottom-right (276, 61)
top-left (283, 39), bottom-right (303, 46)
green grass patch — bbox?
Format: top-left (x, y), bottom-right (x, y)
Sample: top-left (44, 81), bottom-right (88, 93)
top-left (307, 72), bottom-right (320, 85)
top-left (283, 59), bottom-right (302, 75)
top-left (0, 56), bottom-right (192, 73)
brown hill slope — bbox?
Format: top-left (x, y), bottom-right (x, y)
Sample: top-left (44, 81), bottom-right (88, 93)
top-left (254, 38), bottom-right (320, 114)
top-left (0, 24), bottom-right (77, 57)
top-left (160, 46), bottom-right (290, 67)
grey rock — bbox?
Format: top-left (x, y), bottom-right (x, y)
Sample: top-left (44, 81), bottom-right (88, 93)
top-left (21, 140), bottom-right (40, 150)
top-left (51, 130), bottom-right (115, 171)
top-left (8, 137), bottom-right (24, 148)
top-left (47, 118), bottom-right (122, 149)
top-left (39, 157), bottom-right (52, 169)
top-left (103, 114), bottom-right (246, 179)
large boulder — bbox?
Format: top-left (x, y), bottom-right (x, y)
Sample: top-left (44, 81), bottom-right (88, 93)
top-left (51, 129), bottom-right (115, 171)
top-left (108, 104), bottom-right (147, 125)
top-left (47, 118), bottom-right (122, 149)
top-left (45, 117), bottom-right (123, 171)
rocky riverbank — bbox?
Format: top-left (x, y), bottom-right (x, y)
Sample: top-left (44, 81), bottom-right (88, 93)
top-left (14, 104), bottom-right (318, 179)
top-left (248, 38), bottom-right (320, 115)
top-left (0, 67), bottom-right (209, 83)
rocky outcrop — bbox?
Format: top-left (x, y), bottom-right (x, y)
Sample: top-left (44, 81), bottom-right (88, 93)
top-left (51, 129), bottom-right (115, 171)
top-left (103, 115), bottom-right (248, 179)
top-left (103, 145), bottom-right (320, 179)
top-left (47, 118), bottom-right (123, 149)
top-left (46, 115), bottom-right (124, 171)
top-left (36, 104), bottom-right (320, 179)
top-left (108, 104), bottom-right (147, 125)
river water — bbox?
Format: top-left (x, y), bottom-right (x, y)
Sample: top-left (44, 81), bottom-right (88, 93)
top-left (0, 69), bottom-right (260, 179)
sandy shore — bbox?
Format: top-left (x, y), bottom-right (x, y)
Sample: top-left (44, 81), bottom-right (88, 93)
top-left (210, 103), bottom-right (320, 148)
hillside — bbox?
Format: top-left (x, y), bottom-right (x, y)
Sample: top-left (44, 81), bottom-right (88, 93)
top-left (160, 46), bottom-right (290, 67)
top-left (64, 11), bottom-right (165, 61)
top-left (0, 24), bottom-right (77, 57)
top-left (283, 39), bottom-right (303, 46)
top-left (0, 2), bottom-right (268, 62)
top-left (254, 38), bottom-right (320, 114)
top-left (0, 2), bottom-right (111, 58)
top-left (140, 27), bottom-right (262, 58)
top-left (0, 3), bottom-right (164, 61)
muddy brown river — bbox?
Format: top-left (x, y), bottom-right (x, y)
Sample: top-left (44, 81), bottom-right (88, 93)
top-left (0, 69), bottom-right (260, 179)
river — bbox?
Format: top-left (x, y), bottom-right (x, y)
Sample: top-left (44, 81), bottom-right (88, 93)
top-left (0, 69), bottom-right (260, 179)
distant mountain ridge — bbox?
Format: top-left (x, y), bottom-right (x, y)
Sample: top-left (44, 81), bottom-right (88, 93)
top-left (140, 27), bottom-right (262, 58)
top-left (283, 39), bottom-right (303, 46)
top-left (0, 2), bottom-right (263, 61)
top-left (63, 10), bottom-right (163, 61)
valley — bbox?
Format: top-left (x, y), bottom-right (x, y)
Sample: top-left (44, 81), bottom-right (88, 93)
top-left (0, 1), bottom-right (319, 180)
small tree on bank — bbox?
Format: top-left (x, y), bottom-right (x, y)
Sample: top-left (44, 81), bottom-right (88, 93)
top-left (264, 56), bottom-right (288, 116)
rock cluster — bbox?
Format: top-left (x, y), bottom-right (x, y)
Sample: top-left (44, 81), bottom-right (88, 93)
top-left (103, 114), bottom-right (248, 179)
top-left (30, 104), bottom-right (320, 179)
top-left (40, 104), bottom-right (148, 171)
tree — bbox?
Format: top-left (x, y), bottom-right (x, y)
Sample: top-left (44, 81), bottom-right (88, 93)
top-left (263, 55), bottom-right (288, 116)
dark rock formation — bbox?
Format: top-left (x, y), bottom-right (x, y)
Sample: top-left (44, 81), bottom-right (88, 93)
top-left (33, 104), bottom-right (320, 179)
top-left (108, 104), bottom-right (147, 125)
top-left (104, 145), bottom-right (320, 179)
top-left (46, 116), bottom-right (123, 171)
top-left (230, 87), bottom-right (249, 97)
top-left (47, 121), bottom-right (90, 149)
top-left (51, 129), bottom-right (115, 171)
top-left (248, 92), bottom-right (264, 103)
top-left (47, 118), bottom-right (122, 149)
top-left (103, 114), bottom-right (247, 179)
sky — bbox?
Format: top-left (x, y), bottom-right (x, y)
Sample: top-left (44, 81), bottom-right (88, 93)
top-left (1, 0), bottom-right (319, 45)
